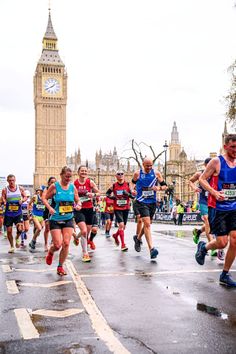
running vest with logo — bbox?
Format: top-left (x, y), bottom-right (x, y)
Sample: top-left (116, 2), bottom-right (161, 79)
top-left (21, 200), bottom-right (29, 217)
top-left (74, 178), bottom-right (93, 209)
top-left (113, 182), bottom-right (130, 210)
top-left (50, 182), bottom-right (74, 221)
top-left (136, 168), bottom-right (157, 204)
top-left (32, 195), bottom-right (45, 217)
top-left (5, 185), bottom-right (22, 217)
top-left (216, 155), bottom-right (236, 211)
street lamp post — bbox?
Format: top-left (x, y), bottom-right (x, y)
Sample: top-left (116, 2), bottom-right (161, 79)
top-left (163, 140), bottom-right (168, 181)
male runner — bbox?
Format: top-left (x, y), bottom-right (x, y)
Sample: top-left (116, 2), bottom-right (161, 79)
top-left (195, 134), bottom-right (236, 287)
top-left (131, 157), bottom-right (167, 259)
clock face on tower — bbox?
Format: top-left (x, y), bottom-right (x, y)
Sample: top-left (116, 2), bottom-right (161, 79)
top-left (44, 78), bottom-right (61, 94)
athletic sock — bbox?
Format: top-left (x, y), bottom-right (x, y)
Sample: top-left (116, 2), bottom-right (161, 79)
top-left (81, 236), bottom-right (88, 254)
top-left (119, 229), bottom-right (125, 247)
top-left (89, 231), bottom-right (97, 241)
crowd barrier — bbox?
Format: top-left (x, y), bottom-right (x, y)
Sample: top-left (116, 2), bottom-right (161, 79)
top-left (128, 211), bottom-right (202, 224)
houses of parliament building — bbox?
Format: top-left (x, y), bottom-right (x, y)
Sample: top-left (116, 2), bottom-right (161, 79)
top-left (34, 9), bottom-right (223, 203)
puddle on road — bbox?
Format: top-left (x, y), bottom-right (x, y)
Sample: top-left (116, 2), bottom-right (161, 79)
top-left (197, 303), bottom-right (236, 326)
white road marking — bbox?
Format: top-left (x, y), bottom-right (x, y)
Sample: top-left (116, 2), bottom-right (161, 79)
top-left (14, 268), bottom-right (57, 273)
top-left (80, 269), bottom-right (236, 278)
top-left (6, 280), bottom-right (19, 294)
top-left (66, 260), bottom-right (130, 354)
top-left (20, 280), bottom-right (72, 288)
top-left (14, 308), bottom-right (39, 340)
top-left (2, 265), bottom-right (12, 273)
top-left (32, 308), bottom-right (84, 318)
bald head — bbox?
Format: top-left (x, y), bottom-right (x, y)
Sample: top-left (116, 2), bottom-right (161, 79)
top-left (142, 157), bottom-right (153, 173)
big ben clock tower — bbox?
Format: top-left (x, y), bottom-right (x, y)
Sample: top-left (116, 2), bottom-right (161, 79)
top-left (34, 9), bottom-right (67, 187)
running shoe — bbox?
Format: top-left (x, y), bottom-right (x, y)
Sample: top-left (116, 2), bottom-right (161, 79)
top-left (57, 266), bottom-right (67, 276)
top-left (192, 228), bottom-right (200, 244)
top-left (150, 247), bottom-right (158, 259)
top-left (133, 235), bottom-right (141, 252)
top-left (112, 234), bottom-right (120, 246)
top-left (195, 241), bottom-right (207, 265)
top-left (46, 251), bottom-right (53, 265)
top-left (8, 247), bottom-right (15, 254)
top-left (219, 272), bottom-right (236, 287)
top-left (82, 253), bottom-right (91, 262)
top-left (29, 240), bottom-right (36, 250)
top-left (210, 249), bottom-right (217, 257)
top-left (217, 249), bottom-right (225, 261)
top-left (121, 245), bottom-right (128, 252)
top-left (15, 238), bottom-right (21, 249)
top-left (105, 231), bottom-right (110, 238)
top-left (88, 240), bottom-right (96, 250)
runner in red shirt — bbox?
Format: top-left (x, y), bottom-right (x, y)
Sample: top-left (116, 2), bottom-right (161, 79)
top-left (74, 165), bottom-right (100, 262)
top-left (106, 170), bottom-right (134, 251)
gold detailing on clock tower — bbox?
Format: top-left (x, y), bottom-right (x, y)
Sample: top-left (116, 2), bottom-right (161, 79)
top-left (34, 9), bottom-right (67, 187)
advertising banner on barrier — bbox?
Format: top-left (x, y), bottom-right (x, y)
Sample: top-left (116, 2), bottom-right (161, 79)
top-left (128, 211), bottom-right (202, 223)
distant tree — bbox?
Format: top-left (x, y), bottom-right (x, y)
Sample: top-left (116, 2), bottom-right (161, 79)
top-left (225, 60), bottom-right (236, 125)
top-left (121, 139), bottom-right (166, 168)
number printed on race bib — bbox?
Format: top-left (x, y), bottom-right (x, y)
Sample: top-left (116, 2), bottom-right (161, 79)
top-left (222, 183), bottom-right (236, 200)
top-left (9, 205), bottom-right (19, 212)
top-left (117, 199), bottom-right (127, 206)
top-left (142, 190), bottom-right (154, 198)
top-left (59, 201), bottom-right (74, 214)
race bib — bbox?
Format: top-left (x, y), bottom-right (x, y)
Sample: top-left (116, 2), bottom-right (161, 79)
top-left (9, 204), bottom-right (19, 212)
top-left (142, 188), bottom-right (154, 198)
top-left (222, 183), bottom-right (236, 200)
top-left (59, 201), bottom-right (73, 214)
top-left (117, 199), bottom-right (127, 206)
top-left (80, 196), bottom-right (91, 203)
top-left (22, 209), bottom-right (28, 216)
top-left (36, 204), bottom-right (45, 210)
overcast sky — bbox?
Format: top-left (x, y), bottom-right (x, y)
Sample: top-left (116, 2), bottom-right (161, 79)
top-left (0, 0), bottom-right (235, 184)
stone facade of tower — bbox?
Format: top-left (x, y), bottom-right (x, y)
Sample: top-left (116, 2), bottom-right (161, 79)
top-left (166, 122), bottom-right (199, 202)
top-left (34, 11), bottom-right (67, 187)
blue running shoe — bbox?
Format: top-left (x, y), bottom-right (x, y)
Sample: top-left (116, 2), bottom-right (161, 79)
top-left (150, 247), bottom-right (158, 259)
top-left (195, 241), bottom-right (207, 265)
top-left (219, 272), bottom-right (236, 287)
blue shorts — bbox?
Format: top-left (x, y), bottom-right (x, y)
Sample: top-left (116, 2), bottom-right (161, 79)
top-left (200, 203), bottom-right (208, 217)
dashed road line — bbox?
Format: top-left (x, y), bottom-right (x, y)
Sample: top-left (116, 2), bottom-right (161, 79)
top-left (66, 260), bottom-right (130, 354)
top-left (14, 308), bottom-right (39, 340)
top-left (2, 265), bottom-right (12, 273)
top-left (14, 268), bottom-right (57, 273)
top-left (6, 280), bottom-right (19, 294)
top-left (32, 308), bottom-right (84, 318)
top-left (20, 280), bottom-right (72, 288)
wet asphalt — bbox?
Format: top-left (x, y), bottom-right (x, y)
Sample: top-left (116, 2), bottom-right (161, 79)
top-left (0, 222), bottom-right (236, 354)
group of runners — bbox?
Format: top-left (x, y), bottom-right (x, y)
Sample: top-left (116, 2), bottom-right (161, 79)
top-left (1, 133), bottom-right (236, 287)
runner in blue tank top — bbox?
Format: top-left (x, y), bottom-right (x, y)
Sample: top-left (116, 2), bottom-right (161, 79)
top-left (130, 157), bottom-right (167, 259)
top-left (42, 166), bottom-right (82, 276)
top-left (1, 174), bottom-right (27, 253)
top-left (196, 134), bottom-right (236, 287)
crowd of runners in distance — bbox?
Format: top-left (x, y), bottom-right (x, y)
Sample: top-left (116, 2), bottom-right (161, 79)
top-left (1, 134), bottom-right (236, 287)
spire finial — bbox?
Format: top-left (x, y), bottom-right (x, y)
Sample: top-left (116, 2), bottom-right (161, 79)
top-left (48, 0), bottom-right (51, 12)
